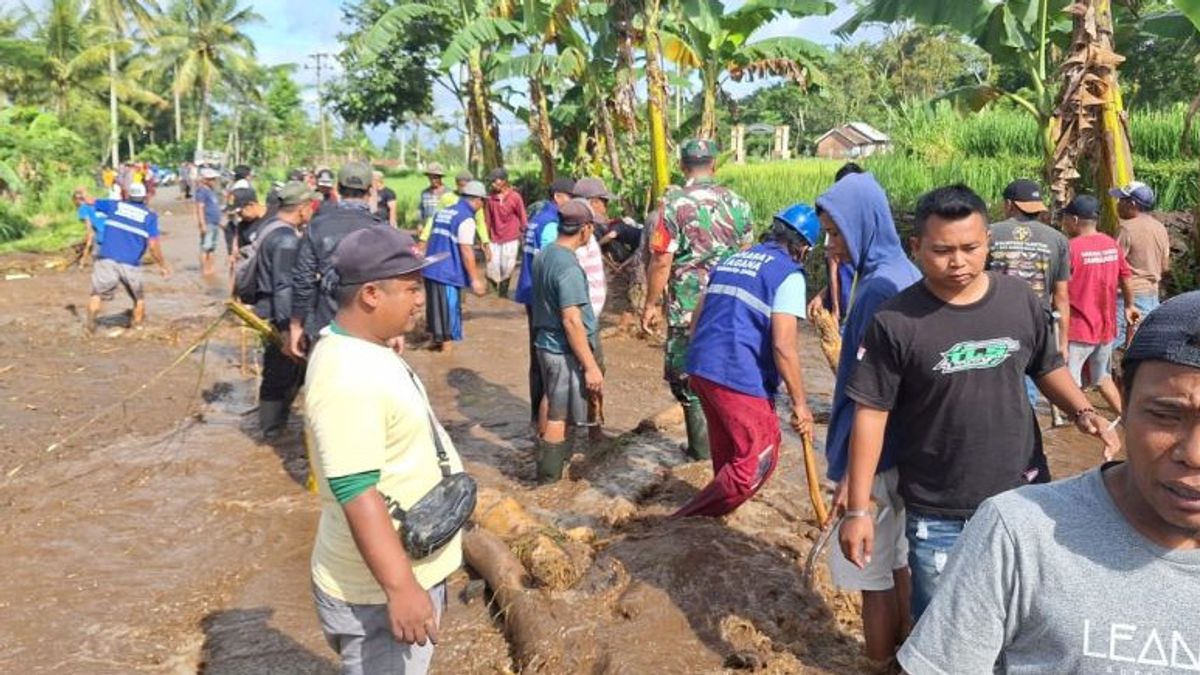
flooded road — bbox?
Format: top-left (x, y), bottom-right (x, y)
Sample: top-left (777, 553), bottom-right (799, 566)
top-left (0, 187), bottom-right (1118, 673)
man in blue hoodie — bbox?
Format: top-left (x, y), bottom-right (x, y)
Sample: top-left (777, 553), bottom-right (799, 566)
top-left (816, 172), bottom-right (921, 663)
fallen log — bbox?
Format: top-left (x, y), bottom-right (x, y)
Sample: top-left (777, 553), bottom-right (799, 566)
top-left (473, 487), bottom-right (591, 590)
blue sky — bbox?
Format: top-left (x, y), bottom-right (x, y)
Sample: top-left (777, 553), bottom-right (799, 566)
top-left (238, 0), bottom-right (881, 147)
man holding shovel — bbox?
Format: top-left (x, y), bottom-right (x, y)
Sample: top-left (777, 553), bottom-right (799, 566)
top-left (671, 204), bottom-right (817, 518)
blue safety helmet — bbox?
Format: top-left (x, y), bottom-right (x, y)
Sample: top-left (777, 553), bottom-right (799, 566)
top-left (773, 203), bottom-right (820, 247)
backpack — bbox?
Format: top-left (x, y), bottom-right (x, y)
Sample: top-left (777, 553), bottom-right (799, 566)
top-left (233, 217), bottom-right (292, 304)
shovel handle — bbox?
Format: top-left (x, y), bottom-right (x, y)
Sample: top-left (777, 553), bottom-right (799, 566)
top-left (801, 430), bottom-right (829, 526)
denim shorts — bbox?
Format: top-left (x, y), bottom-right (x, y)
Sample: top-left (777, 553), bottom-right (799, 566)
top-left (200, 222), bottom-right (221, 253)
top-left (905, 510), bottom-right (968, 621)
top-left (1068, 341), bottom-right (1114, 388)
top-left (1115, 293), bottom-right (1160, 348)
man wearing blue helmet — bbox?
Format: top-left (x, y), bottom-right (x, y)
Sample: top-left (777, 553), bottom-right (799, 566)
top-left (671, 204), bottom-right (817, 518)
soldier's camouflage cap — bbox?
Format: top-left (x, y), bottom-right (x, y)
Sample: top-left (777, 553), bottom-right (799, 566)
top-left (680, 138), bottom-right (718, 163)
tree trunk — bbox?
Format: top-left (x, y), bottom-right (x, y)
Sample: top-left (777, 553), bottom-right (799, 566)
top-left (469, 49), bottom-right (503, 170)
top-left (699, 67), bottom-right (718, 141)
top-left (529, 76), bottom-right (555, 184)
top-left (399, 128), bottom-right (408, 168)
top-left (196, 80), bottom-right (208, 161)
top-left (613, 0), bottom-right (640, 137)
top-left (173, 81), bottom-right (182, 144)
top-left (599, 101), bottom-right (623, 182)
top-left (109, 46), bottom-right (120, 167)
top-left (127, 131), bottom-right (135, 160)
top-left (643, 0), bottom-right (670, 201)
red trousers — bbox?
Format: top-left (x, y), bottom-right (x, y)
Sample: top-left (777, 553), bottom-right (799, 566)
top-left (672, 375), bottom-right (781, 518)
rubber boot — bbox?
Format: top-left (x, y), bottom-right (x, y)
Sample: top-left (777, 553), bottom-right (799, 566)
top-left (259, 400), bottom-right (289, 440)
top-left (536, 439), bottom-right (569, 485)
top-left (682, 402), bottom-right (710, 460)
top-left (498, 278), bottom-right (511, 299)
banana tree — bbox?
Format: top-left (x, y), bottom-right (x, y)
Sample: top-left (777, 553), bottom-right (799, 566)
top-left (643, 0), bottom-right (670, 200)
top-left (839, 0), bottom-right (1070, 167)
top-left (662, 0), bottom-right (833, 140)
top-left (361, 0), bottom-right (508, 171)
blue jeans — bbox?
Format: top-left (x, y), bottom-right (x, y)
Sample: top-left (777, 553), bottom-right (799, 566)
top-left (906, 510), bottom-right (968, 621)
top-left (1115, 294), bottom-right (1160, 348)
top-left (1024, 376), bottom-right (1039, 408)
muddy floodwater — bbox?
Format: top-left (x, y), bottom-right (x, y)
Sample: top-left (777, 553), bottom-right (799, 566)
top-left (0, 187), bottom-right (1120, 674)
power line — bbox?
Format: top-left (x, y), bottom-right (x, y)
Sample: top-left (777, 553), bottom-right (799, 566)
top-left (305, 52), bottom-right (334, 163)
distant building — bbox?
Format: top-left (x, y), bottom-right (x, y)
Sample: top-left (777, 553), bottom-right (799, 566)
top-left (813, 123), bottom-right (892, 159)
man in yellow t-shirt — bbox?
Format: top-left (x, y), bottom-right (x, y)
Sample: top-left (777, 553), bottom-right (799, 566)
top-left (305, 225), bottom-right (465, 674)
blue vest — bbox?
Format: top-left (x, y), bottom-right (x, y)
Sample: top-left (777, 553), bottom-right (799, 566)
top-left (423, 199), bottom-right (474, 287)
top-left (514, 202), bottom-right (558, 305)
top-left (686, 242), bottom-right (802, 398)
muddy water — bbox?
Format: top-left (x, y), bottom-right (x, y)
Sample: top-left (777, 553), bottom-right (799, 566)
top-left (1, 186), bottom-right (1122, 674)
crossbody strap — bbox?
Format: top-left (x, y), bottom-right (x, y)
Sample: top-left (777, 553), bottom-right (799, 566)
top-left (402, 364), bottom-right (453, 478)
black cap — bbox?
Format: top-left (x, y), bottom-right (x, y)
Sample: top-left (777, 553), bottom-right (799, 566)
top-left (1002, 179), bottom-right (1047, 214)
top-left (487, 167), bottom-right (508, 182)
top-left (1063, 194), bottom-right (1100, 220)
top-left (234, 164), bottom-right (252, 180)
top-left (557, 199), bottom-right (595, 234)
top-left (1125, 291), bottom-right (1200, 372)
top-left (549, 177), bottom-right (575, 197)
top-left (332, 227), bottom-right (448, 285)
top-left (228, 186), bottom-right (258, 212)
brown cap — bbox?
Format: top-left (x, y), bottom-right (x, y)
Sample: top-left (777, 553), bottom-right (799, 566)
top-left (557, 198), bottom-right (595, 233)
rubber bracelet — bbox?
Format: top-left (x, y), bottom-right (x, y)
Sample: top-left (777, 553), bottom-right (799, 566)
top-left (844, 509), bottom-right (871, 519)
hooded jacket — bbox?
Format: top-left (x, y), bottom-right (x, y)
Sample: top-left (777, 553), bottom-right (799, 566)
top-left (817, 173), bottom-right (921, 481)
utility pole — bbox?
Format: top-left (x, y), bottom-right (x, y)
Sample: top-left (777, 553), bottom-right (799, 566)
top-left (306, 52), bottom-right (333, 164)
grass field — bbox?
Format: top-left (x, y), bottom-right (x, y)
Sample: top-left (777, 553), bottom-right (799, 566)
top-left (384, 172), bottom-right (437, 228)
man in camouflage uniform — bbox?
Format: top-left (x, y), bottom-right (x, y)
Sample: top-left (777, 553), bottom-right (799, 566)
top-left (640, 139), bottom-right (754, 459)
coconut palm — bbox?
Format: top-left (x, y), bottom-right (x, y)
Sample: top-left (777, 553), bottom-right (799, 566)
top-left (91, 0), bottom-right (159, 167)
top-left (662, 0), bottom-right (833, 140)
top-left (150, 0), bottom-right (261, 159)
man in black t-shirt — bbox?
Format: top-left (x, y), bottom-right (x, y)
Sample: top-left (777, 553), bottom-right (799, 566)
top-left (373, 170), bottom-right (397, 228)
top-left (838, 185), bottom-right (1121, 623)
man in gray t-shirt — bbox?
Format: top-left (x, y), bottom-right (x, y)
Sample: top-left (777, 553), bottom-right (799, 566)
top-left (900, 291), bottom-right (1200, 674)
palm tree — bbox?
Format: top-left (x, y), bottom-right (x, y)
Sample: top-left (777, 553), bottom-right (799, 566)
top-left (91, 0), bottom-right (158, 167)
top-left (661, 0), bottom-right (833, 140)
top-left (152, 0), bottom-right (261, 160)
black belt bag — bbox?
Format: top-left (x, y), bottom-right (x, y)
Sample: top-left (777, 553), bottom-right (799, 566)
top-left (389, 367), bottom-right (477, 560)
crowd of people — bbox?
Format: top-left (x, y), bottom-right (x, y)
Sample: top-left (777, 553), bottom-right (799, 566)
top-left (67, 143), bottom-right (1198, 674)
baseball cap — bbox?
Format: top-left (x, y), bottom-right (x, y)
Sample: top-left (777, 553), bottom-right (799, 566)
top-left (573, 177), bottom-right (616, 201)
top-left (1109, 181), bottom-right (1156, 210)
top-left (229, 186), bottom-right (258, 211)
top-left (315, 169), bottom-right (335, 187)
top-left (1002, 179), bottom-right (1047, 214)
top-left (680, 138), bottom-right (718, 164)
top-left (127, 182), bottom-right (147, 199)
top-left (1124, 290), bottom-right (1200, 372)
top-left (287, 169), bottom-right (305, 182)
top-left (549, 177), bottom-right (576, 197)
top-left (424, 162), bottom-right (446, 176)
top-left (233, 164), bottom-right (252, 180)
top-left (557, 199), bottom-right (595, 234)
top-left (333, 227), bottom-right (447, 285)
top-left (338, 161), bottom-right (372, 190)
top-left (278, 181), bottom-right (320, 207)
top-left (487, 167), bottom-right (508, 182)
top-left (458, 180), bottom-right (487, 198)
top-left (1062, 194), bottom-right (1100, 220)
top-left (199, 167), bottom-right (220, 180)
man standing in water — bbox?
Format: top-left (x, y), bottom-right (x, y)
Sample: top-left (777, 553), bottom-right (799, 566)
top-left (87, 182), bottom-right (171, 334)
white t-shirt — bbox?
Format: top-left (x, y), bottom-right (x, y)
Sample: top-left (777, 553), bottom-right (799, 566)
top-left (457, 217), bottom-right (477, 246)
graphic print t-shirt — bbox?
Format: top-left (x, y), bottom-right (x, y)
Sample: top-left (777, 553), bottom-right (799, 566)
top-left (987, 217), bottom-right (1070, 305)
top-left (847, 273), bottom-right (1062, 517)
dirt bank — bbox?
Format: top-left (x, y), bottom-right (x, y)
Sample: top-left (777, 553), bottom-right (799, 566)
top-left (1, 187), bottom-right (1119, 674)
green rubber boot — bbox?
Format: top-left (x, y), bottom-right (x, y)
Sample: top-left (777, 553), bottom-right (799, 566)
top-left (682, 402), bottom-right (710, 460)
top-left (536, 439), bottom-right (569, 484)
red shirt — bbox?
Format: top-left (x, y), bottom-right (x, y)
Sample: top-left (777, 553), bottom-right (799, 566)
top-left (1067, 232), bottom-right (1131, 344)
top-left (484, 188), bottom-right (527, 244)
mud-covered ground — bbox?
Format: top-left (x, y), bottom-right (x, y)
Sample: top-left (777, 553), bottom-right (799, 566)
top-left (0, 187), bottom-right (1124, 674)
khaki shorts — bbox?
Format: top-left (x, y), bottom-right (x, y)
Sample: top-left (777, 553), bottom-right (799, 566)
top-left (829, 468), bottom-right (909, 591)
top-left (91, 258), bottom-right (144, 301)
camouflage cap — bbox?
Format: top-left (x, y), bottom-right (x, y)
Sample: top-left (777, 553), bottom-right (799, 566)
top-left (278, 181), bottom-right (320, 207)
top-left (680, 138), bottom-right (718, 163)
